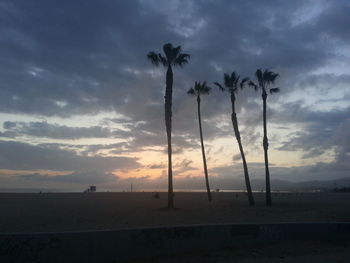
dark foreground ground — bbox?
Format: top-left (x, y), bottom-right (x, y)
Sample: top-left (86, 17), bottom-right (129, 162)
top-left (1, 192), bottom-right (350, 233)
top-left (1, 192), bottom-right (350, 262)
top-left (122, 240), bottom-right (350, 263)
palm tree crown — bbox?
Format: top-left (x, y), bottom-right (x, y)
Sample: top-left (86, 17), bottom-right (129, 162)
top-left (147, 43), bottom-right (190, 68)
top-left (248, 69), bottom-right (280, 94)
top-left (214, 72), bottom-right (249, 94)
top-left (187, 81), bottom-right (211, 97)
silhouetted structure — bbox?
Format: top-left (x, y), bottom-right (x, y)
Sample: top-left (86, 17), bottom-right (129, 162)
top-left (249, 69), bottom-right (280, 206)
top-left (147, 43), bottom-right (190, 208)
top-left (214, 72), bottom-right (255, 206)
top-left (84, 186), bottom-right (96, 193)
top-left (188, 81), bottom-right (212, 201)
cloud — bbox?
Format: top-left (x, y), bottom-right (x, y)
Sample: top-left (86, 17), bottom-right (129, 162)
top-left (276, 105), bottom-right (350, 159)
top-left (0, 140), bottom-right (140, 172)
top-left (147, 163), bottom-right (166, 169)
top-left (1, 0), bottom-right (347, 118)
top-left (0, 0), bottom-right (349, 189)
top-left (1, 121), bottom-right (129, 139)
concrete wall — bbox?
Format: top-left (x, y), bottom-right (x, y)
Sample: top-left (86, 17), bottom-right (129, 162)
top-left (1, 223), bottom-right (349, 263)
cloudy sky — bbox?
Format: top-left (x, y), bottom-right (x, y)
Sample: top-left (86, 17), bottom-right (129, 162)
top-left (0, 0), bottom-right (349, 191)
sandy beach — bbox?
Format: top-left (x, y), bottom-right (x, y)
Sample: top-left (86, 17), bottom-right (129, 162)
top-left (1, 192), bottom-right (350, 262)
top-left (1, 192), bottom-right (349, 233)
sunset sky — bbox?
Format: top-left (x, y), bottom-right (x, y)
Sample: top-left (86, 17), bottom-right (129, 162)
top-left (0, 0), bottom-right (349, 191)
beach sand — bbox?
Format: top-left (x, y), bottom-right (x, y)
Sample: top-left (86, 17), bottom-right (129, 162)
top-left (1, 192), bottom-right (349, 233)
top-left (1, 192), bottom-right (350, 262)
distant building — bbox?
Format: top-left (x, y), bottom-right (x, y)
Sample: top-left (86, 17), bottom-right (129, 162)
top-left (84, 186), bottom-right (97, 193)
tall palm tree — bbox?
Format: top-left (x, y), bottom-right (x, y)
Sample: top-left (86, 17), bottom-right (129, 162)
top-left (187, 81), bottom-right (212, 201)
top-left (249, 69), bottom-right (279, 206)
top-left (147, 43), bottom-right (190, 208)
top-left (214, 72), bottom-right (255, 206)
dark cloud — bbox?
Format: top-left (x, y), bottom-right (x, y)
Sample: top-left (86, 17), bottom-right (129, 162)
top-left (0, 140), bottom-right (140, 172)
top-left (276, 105), bottom-right (350, 160)
top-left (1, 121), bottom-right (129, 139)
top-left (0, 0), bottom-right (175, 116)
top-left (0, 0), bottom-right (349, 189)
top-left (1, 0), bottom-right (347, 117)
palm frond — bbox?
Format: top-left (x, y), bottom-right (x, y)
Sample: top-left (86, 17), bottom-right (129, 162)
top-left (240, 77), bottom-right (249, 89)
top-left (255, 69), bottom-right (263, 86)
top-left (268, 72), bottom-right (279, 84)
top-left (224, 73), bottom-right (232, 88)
top-left (198, 81), bottom-right (211, 95)
top-left (234, 74), bottom-right (240, 88)
top-left (263, 69), bottom-right (270, 82)
top-left (158, 54), bottom-right (167, 66)
top-left (248, 81), bottom-right (258, 91)
top-left (187, 87), bottom-right (196, 96)
top-left (262, 69), bottom-right (279, 85)
top-left (147, 51), bottom-right (160, 66)
top-left (269, 87), bottom-right (280, 94)
top-left (201, 86), bottom-right (211, 95)
top-left (172, 46), bottom-right (182, 61)
top-left (214, 82), bottom-right (225, 92)
top-left (163, 43), bottom-right (174, 61)
top-left (194, 81), bottom-right (200, 92)
top-left (193, 81), bottom-right (200, 93)
top-left (231, 72), bottom-right (237, 82)
top-left (189, 81), bottom-right (211, 96)
top-left (174, 53), bottom-right (190, 67)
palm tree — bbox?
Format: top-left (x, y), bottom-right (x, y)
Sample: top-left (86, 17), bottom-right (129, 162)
top-left (187, 81), bottom-right (212, 201)
top-left (147, 43), bottom-right (190, 208)
top-left (248, 69), bottom-right (279, 206)
top-left (214, 72), bottom-right (255, 206)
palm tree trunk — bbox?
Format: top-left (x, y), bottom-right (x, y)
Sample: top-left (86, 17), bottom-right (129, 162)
top-left (197, 96), bottom-right (212, 201)
top-left (165, 65), bottom-right (174, 208)
top-left (262, 90), bottom-right (271, 206)
top-left (230, 93), bottom-right (254, 205)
